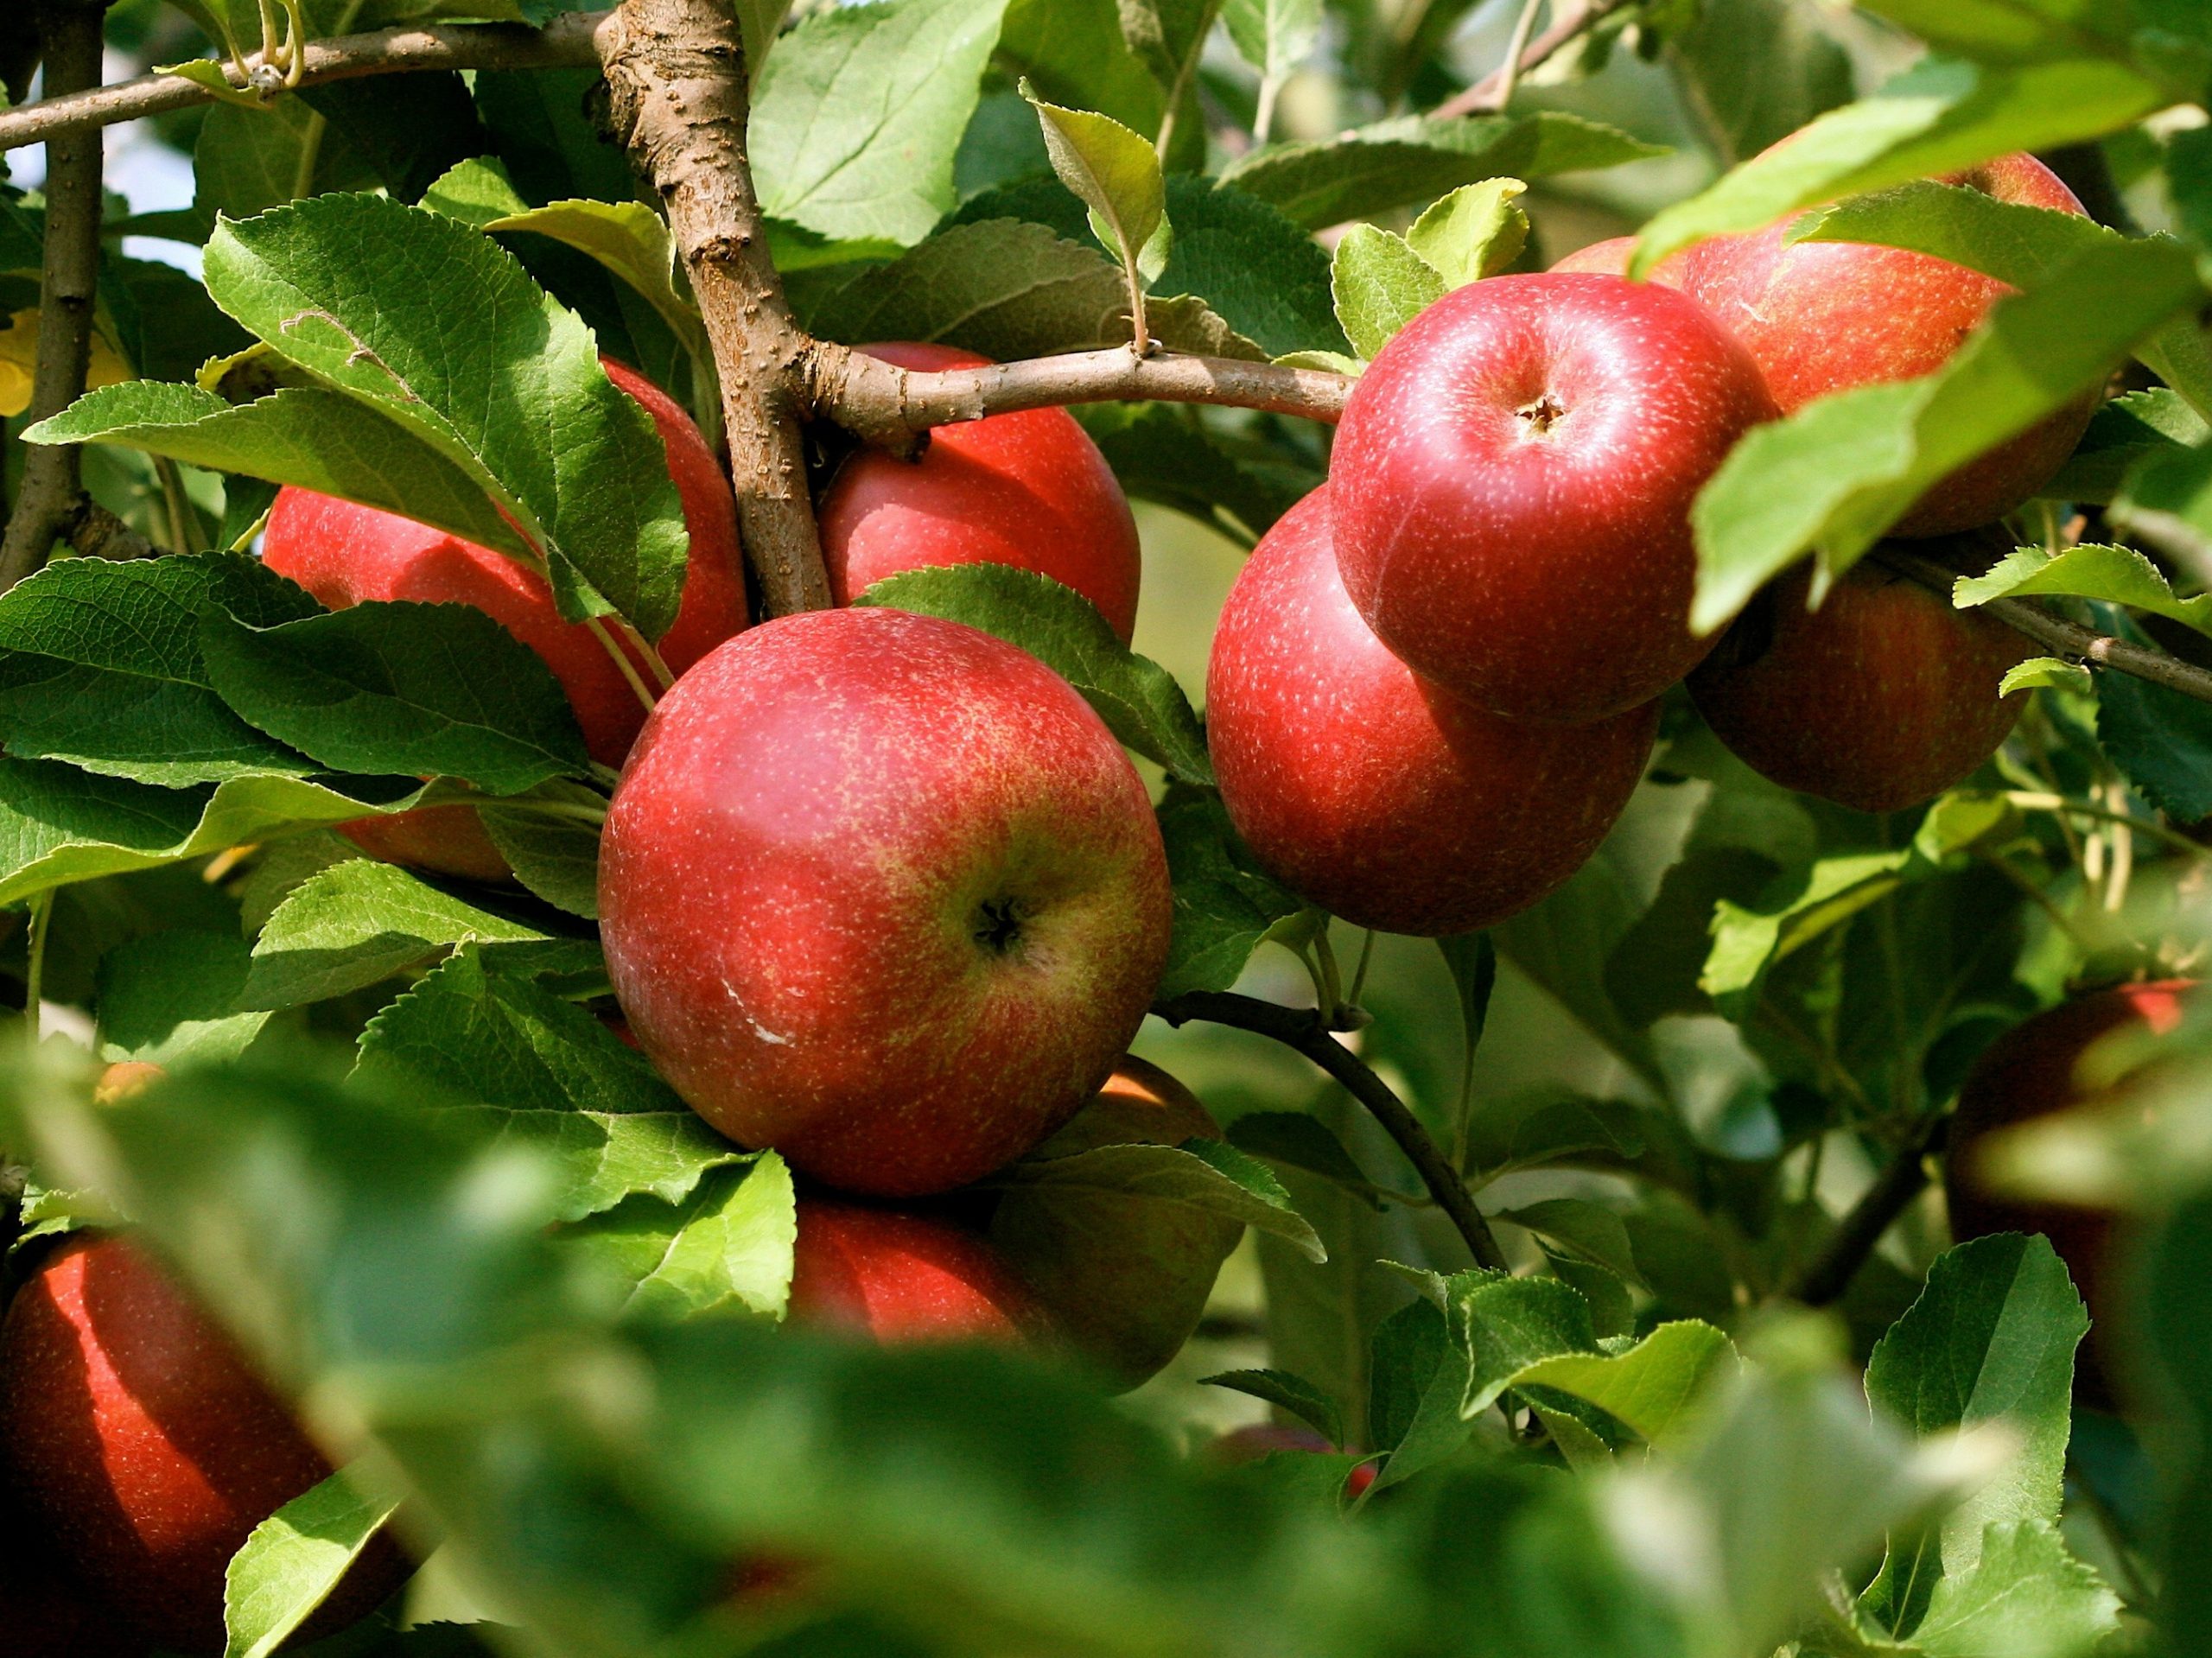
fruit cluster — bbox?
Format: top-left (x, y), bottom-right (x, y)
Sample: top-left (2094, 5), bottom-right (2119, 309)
top-left (0, 144), bottom-right (2109, 1650)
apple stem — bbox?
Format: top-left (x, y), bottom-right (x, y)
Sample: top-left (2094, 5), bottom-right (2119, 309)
top-left (1154, 989), bottom-right (1510, 1274)
top-left (22, 889), bottom-right (51, 1041)
top-left (1791, 1112), bottom-right (1948, 1307)
top-left (585, 617), bottom-right (662, 716)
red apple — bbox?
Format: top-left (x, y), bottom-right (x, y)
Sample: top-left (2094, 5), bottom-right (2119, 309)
top-left (1207, 486), bottom-right (1657, 935)
top-left (1330, 272), bottom-right (1777, 725)
top-left (1688, 549), bottom-right (2032, 812)
top-left (0, 1235), bottom-right (409, 1655)
top-left (787, 1198), bottom-right (1045, 1344)
top-left (1945, 981), bottom-right (2195, 1404)
top-left (988, 1056), bottom-right (1243, 1388)
top-left (817, 342), bottom-right (1143, 640)
top-left (1546, 237), bottom-right (1690, 284)
top-left (598, 607), bottom-right (1173, 1197)
top-left (0, 1497), bottom-right (143, 1658)
top-left (262, 357), bottom-right (746, 876)
top-left (1678, 149), bottom-right (2094, 536)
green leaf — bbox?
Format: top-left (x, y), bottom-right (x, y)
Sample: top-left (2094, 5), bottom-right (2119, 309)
top-left (2098, 638), bottom-right (2212, 822)
top-left (1703, 848), bottom-right (1916, 1016)
top-left (25, 382), bottom-right (532, 564)
top-left (1956, 542), bottom-right (2212, 635)
top-left (420, 155), bottom-right (533, 226)
top-left (97, 930), bottom-right (271, 1070)
top-left (1220, 112), bottom-right (1663, 232)
top-left (1221, 0), bottom-right (1323, 99)
top-left (478, 782), bottom-right (604, 919)
top-left (0, 551), bottom-right (317, 787)
top-left (352, 947), bottom-right (742, 1223)
top-left (998, 0), bottom-right (1171, 168)
top-left (1634, 54), bottom-right (2177, 276)
top-left (1790, 179), bottom-right (2120, 289)
top-left (2113, 432), bottom-right (2212, 563)
top-left (1366, 1296), bottom-right (1478, 1490)
top-left (201, 194), bottom-right (688, 638)
top-left (194, 96), bottom-right (385, 226)
top-left (1999, 656), bottom-right (2094, 696)
top-left (850, 564), bottom-right (1211, 783)
top-left (1454, 1273), bottom-right (1599, 1418)
top-left (0, 760), bottom-right (445, 909)
top-left (1859, 1236), bottom-right (2088, 1635)
top-left (562, 1155), bottom-right (798, 1322)
top-left (1498, 1198), bottom-right (1640, 1285)
top-left (222, 1465), bottom-right (402, 1658)
top-left (484, 200), bottom-right (710, 367)
top-left (1225, 1111), bottom-right (1390, 1208)
top-left (1200, 1367), bottom-right (1343, 1445)
top-left (751, 0), bottom-right (1013, 245)
top-left (2045, 389), bottom-right (2210, 502)
top-left (1690, 238), bottom-right (2205, 632)
top-left (245, 859), bottom-right (550, 1010)
top-left (1153, 784), bottom-right (1312, 1001)
top-left (1909, 1520), bottom-right (2121, 1658)
top-left (1328, 226), bottom-right (1445, 360)
top-left (1021, 83), bottom-right (1171, 290)
top-left (1075, 401), bottom-right (1316, 543)
top-left (198, 600), bottom-right (592, 795)
top-left (1404, 178), bottom-right (1529, 289)
top-left (1505, 1321), bottom-right (1738, 1450)
top-left (987, 1137), bottom-right (1324, 1261)
top-left (802, 219), bottom-right (1262, 361)
top-left (1666, 0), bottom-right (1856, 169)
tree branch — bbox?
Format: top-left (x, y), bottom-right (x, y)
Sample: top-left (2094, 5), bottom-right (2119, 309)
top-left (1, 2), bottom-right (108, 593)
top-left (0, 11), bottom-right (615, 154)
top-left (1878, 548), bottom-right (2212, 708)
top-left (1429, 0), bottom-right (1619, 121)
top-left (599, 0), bottom-right (828, 617)
top-left (1154, 989), bottom-right (1510, 1274)
top-left (811, 346), bottom-right (1351, 454)
top-left (1794, 1115), bottom-right (1948, 1308)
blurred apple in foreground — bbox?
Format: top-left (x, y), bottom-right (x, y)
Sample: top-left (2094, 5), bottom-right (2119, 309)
top-left (787, 1198), bottom-right (1045, 1344)
top-left (0, 1235), bottom-right (409, 1654)
top-left (1678, 148), bottom-right (2094, 536)
top-left (262, 357), bottom-right (745, 879)
top-left (1208, 486), bottom-right (1656, 934)
top-left (1946, 980), bottom-right (2195, 1404)
top-left (599, 607), bottom-right (1172, 1197)
top-left (1688, 549), bottom-right (2031, 813)
top-left (1330, 271), bottom-right (1776, 724)
top-left (989, 1056), bottom-right (1243, 1388)
top-left (818, 342), bottom-right (1143, 640)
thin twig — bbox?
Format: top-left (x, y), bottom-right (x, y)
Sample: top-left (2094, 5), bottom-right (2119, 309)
top-left (1878, 548), bottom-right (2212, 708)
top-left (1154, 989), bottom-right (1510, 1273)
top-left (599, 0), bottom-right (830, 617)
top-left (1490, 0), bottom-right (1548, 111)
top-left (1430, 0), bottom-right (1611, 121)
top-left (1, 3), bottom-right (109, 592)
top-left (0, 11), bottom-right (615, 153)
top-left (1794, 1115), bottom-right (1948, 1307)
top-left (811, 346), bottom-right (1351, 454)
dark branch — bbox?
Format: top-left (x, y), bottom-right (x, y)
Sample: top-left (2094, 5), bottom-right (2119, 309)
top-left (1, 2), bottom-right (108, 592)
top-left (0, 12), bottom-right (614, 153)
top-left (1154, 989), bottom-right (1510, 1274)
top-left (811, 346), bottom-right (1351, 454)
top-left (1878, 548), bottom-right (2212, 708)
top-left (1794, 1115), bottom-right (1949, 1308)
top-left (599, 0), bottom-right (829, 617)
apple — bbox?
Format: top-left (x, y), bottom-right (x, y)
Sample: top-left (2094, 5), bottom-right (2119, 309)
top-left (262, 357), bottom-right (747, 877)
top-left (816, 342), bottom-right (1143, 641)
top-left (988, 1056), bottom-right (1243, 1388)
top-left (0, 1235), bottom-right (409, 1654)
top-left (1329, 272), bottom-right (1777, 725)
top-left (788, 1197), bottom-right (1045, 1344)
top-left (1677, 148), bottom-right (2094, 536)
top-left (1945, 981), bottom-right (2195, 1404)
top-left (1688, 547), bottom-right (2032, 812)
top-left (1546, 237), bottom-right (1691, 284)
top-left (597, 607), bottom-right (1173, 1197)
top-left (1, 1498), bottom-right (142, 1658)
top-left (1207, 486), bottom-right (1658, 935)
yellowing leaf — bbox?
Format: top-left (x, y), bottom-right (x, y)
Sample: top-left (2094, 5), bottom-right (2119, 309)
top-left (0, 309), bottom-right (132, 418)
